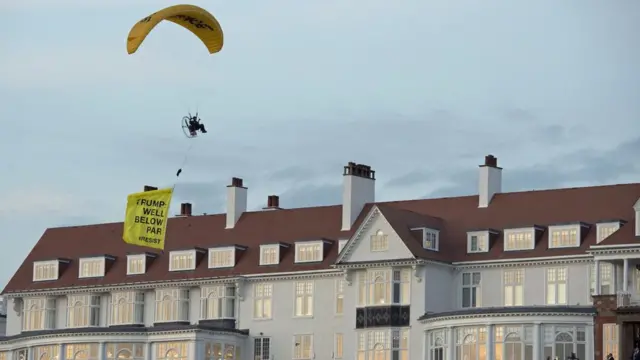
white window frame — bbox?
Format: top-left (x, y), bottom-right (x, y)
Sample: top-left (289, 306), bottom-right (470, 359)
top-left (356, 329), bottom-right (409, 360)
top-left (259, 245), bottom-right (279, 265)
top-left (370, 230), bottom-right (388, 251)
top-left (597, 222), bottom-right (620, 243)
top-left (126, 254), bottom-right (146, 275)
top-left (32, 260), bottom-right (59, 282)
top-left (294, 281), bottom-right (314, 317)
top-left (467, 231), bottom-right (489, 253)
top-left (334, 333), bottom-right (343, 359)
top-left (461, 272), bottom-right (481, 308)
top-left (78, 257), bottom-right (106, 278)
top-left (293, 334), bottom-right (313, 360)
top-left (253, 283), bottom-right (273, 320)
top-left (414, 228), bottom-right (439, 251)
top-left (503, 228), bottom-right (535, 251)
top-left (23, 297), bottom-right (56, 331)
top-left (67, 294), bottom-right (100, 328)
top-left (294, 241), bottom-right (323, 263)
top-left (254, 337), bottom-right (271, 360)
top-left (503, 269), bottom-right (524, 306)
top-left (200, 284), bottom-right (236, 320)
top-left (603, 323), bottom-right (619, 360)
top-left (154, 288), bottom-right (189, 323)
top-left (590, 263), bottom-right (614, 295)
top-left (546, 267), bottom-right (568, 305)
top-left (357, 268), bottom-right (411, 307)
top-left (335, 279), bottom-right (345, 315)
top-left (169, 250), bottom-right (196, 271)
top-left (110, 291), bottom-right (144, 325)
top-left (338, 239), bottom-right (348, 253)
top-left (208, 247), bottom-right (235, 268)
top-left (548, 225), bottom-right (581, 248)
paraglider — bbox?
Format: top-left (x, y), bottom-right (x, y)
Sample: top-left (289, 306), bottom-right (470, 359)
top-left (182, 112), bottom-right (207, 138)
top-left (126, 4), bottom-right (224, 55)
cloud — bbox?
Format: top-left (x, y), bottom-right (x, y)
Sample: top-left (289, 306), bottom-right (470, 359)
top-left (0, 188), bottom-right (81, 216)
top-left (279, 184), bottom-right (342, 209)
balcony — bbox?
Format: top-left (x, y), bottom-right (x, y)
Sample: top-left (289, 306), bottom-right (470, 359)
top-left (355, 305), bottom-right (410, 329)
top-left (616, 291), bottom-right (640, 308)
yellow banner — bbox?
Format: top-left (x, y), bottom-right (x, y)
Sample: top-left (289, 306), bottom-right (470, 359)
top-left (123, 187), bottom-right (173, 250)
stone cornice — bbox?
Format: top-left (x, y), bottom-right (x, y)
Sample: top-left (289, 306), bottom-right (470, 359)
top-left (420, 310), bottom-right (595, 324)
top-left (452, 256), bottom-right (593, 270)
top-left (589, 246), bottom-right (640, 255)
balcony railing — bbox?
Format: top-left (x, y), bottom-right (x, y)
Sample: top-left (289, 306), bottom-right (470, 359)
top-left (616, 291), bottom-right (640, 307)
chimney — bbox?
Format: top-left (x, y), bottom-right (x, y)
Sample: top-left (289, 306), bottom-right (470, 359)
top-left (226, 177), bottom-right (247, 229)
top-left (342, 162), bottom-right (375, 231)
top-left (143, 185), bottom-right (158, 192)
top-left (263, 195), bottom-right (281, 210)
top-left (478, 155), bottom-right (502, 208)
top-left (634, 198), bottom-right (640, 237)
top-left (179, 202), bottom-right (192, 216)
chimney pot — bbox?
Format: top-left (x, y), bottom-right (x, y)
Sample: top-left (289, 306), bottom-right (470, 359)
top-left (267, 195), bottom-right (280, 208)
top-left (143, 185), bottom-right (158, 192)
top-left (230, 177), bottom-right (244, 187)
top-left (180, 202), bottom-right (192, 216)
top-left (484, 155), bottom-right (498, 168)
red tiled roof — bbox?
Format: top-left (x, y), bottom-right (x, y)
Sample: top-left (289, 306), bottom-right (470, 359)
top-left (3, 183), bottom-right (640, 294)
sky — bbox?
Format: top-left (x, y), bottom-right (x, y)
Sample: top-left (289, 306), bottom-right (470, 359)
top-left (0, 0), bottom-right (638, 288)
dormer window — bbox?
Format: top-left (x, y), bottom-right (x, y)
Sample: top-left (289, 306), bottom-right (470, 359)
top-left (548, 224), bottom-right (582, 248)
top-left (295, 241), bottom-right (324, 263)
top-left (169, 250), bottom-right (196, 271)
top-left (597, 222), bottom-right (622, 243)
top-left (127, 254), bottom-right (146, 275)
top-left (504, 228), bottom-right (535, 251)
top-left (79, 257), bottom-right (108, 278)
top-left (338, 239), bottom-right (348, 253)
top-left (33, 260), bottom-right (60, 282)
top-left (467, 231), bottom-right (489, 253)
top-left (411, 227), bottom-right (439, 251)
top-left (209, 247), bottom-right (235, 268)
top-left (370, 230), bottom-right (388, 252)
top-left (260, 245), bottom-right (279, 265)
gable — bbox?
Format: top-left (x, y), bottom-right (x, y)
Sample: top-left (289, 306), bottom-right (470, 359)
top-left (337, 206), bottom-right (414, 264)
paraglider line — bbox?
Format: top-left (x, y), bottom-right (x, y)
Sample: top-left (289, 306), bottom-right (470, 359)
top-left (173, 141), bottom-right (195, 189)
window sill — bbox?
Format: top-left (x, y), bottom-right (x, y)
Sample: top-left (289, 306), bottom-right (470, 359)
top-left (293, 315), bottom-right (314, 319)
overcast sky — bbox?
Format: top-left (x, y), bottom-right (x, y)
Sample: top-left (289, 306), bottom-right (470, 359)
top-left (0, 0), bottom-right (638, 288)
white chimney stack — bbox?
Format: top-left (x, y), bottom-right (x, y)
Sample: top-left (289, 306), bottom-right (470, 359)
top-left (342, 162), bottom-right (375, 231)
top-left (478, 155), bottom-right (502, 208)
top-left (226, 177), bottom-right (247, 229)
top-left (634, 198), bottom-right (640, 237)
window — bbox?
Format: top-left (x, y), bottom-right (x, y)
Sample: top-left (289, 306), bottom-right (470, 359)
top-left (504, 269), bottom-right (524, 306)
top-left (169, 250), bottom-right (195, 271)
top-left (79, 257), bottom-right (105, 278)
top-left (494, 325), bottom-right (534, 360)
top-left (105, 343), bottom-right (145, 360)
top-left (293, 334), bottom-right (313, 360)
top-left (110, 291), bottom-right (144, 325)
top-left (597, 223), bottom-right (620, 243)
top-left (209, 248), bottom-right (235, 268)
top-left (542, 325), bottom-right (586, 360)
top-left (13, 349), bottom-right (27, 360)
top-left (65, 344), bottom-right (99, 360)
top-left (201, 285), bottom-right (236, 319)
top-left (468, 232), bottom-right (488, 253)
top-left (23, 297), bottom-right (56, 331)
top-left (456, 327), bottom-right (487, 360)
top-left (157, 342), bottom-right (188, 360)
top-left (67, 294), bottom-right (100, 327)
top-left (336, 279), bottom-right (345, 315)
top-left (419, 228), bottom-right (439, 251)
top-left (260, 245), bottom-right (279, 265)
top-left (356, 329), bottom-right (409, 360)
top-left (603, 324), bottom-right (619, 360)
top-left (504, 229), bottom-right (534, 251)
top-left (357, 269), bottom-right (411, 306)
top-left (549, 226), bottom-right (580, 248)
top-left (253, 283), bottom-right (273, 319)
top-left (462, 272), bottom-right (481, 308)
top-left (204, 343), bottom-right (238, 360)
top-left (34, 345), bottom-right (59, 360)
top-left (429, 330), bottom-right (446, 360)
top-left (591, 263), bottom-right (614, 295)
top-left (254, 338), bottom-right (271, 360)
top-left (294, 281), bottom-right (314, 317)
top-left (338, 239), bottom-right (348, 253)
top-left (295, 242), bottom-right (323, 262)
top-left (546, 268), bottom-right (568, 305)
top-left (33, 260), bottom-right (58, 281)
top-left (0, 352), bottom-right (6, 360)
top-left (155, 288), bottom-right (189, 322)
top-left (127, 255), bottom-right (145, 275)
top-left (335, 333), bottom-right (343, 359)
top-left (370, 230), bottom-right (388, 251)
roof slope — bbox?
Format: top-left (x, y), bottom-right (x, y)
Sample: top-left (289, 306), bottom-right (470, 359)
top-left (4, 183), bottom-right (640, 294)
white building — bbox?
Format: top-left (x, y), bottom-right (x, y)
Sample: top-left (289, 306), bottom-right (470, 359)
top-left (1, 155), bottom-right (640, 360)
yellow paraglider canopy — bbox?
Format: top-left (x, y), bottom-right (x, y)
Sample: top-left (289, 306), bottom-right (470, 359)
top-left (126, 4), bottom-right (224, 55)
